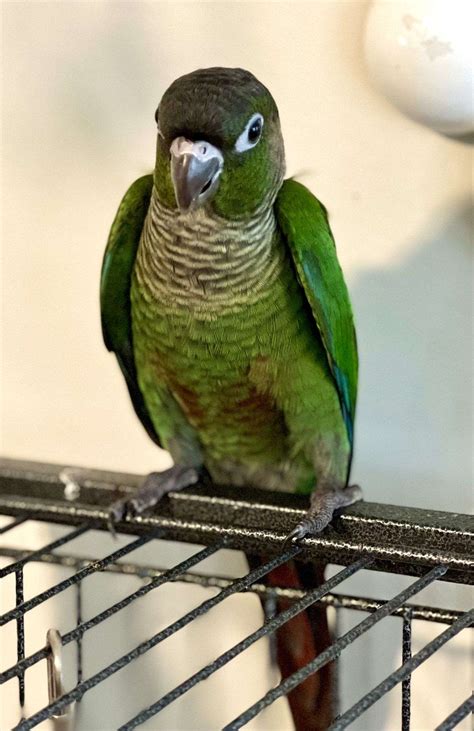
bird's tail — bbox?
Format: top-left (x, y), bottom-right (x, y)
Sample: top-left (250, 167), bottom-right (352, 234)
top-left (247, 556), bottom-right (334, 731)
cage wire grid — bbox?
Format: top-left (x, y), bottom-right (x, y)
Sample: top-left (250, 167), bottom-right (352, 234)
top-left (0, 459), bottom-right (472, 730)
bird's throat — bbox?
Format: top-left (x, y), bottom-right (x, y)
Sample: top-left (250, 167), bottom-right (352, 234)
top-left (135, 187), bottom-right (282, 313)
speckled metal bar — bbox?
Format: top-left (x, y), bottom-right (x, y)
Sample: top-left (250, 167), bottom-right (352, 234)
top-left (1, 458), bottom-right (473, 584)
top-left (0, 547), bottom-right (465, 625)
top-left (435, 694), bottom-right (474, 730)
top-left (330, 609), bottom-right (474, 730)
top-left (401, 612), bottom-right (412, 731)
top-left (223, 566), bottom-right (451, 730)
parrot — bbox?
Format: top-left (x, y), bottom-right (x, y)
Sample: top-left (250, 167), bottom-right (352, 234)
top-left (100, 67), bottom-right (361, 730)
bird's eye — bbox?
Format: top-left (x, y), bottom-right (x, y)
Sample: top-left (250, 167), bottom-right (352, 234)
top-left (234, 113), bottom-right (264, 153)
top-left (248, 118), bottom-right (262, 143)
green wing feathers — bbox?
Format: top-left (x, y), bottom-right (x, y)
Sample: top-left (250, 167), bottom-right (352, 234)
top-left (100, 174), bottom-right (160, 445)
top-left (275, 179), bottom-right (358, 447)
top-left (101, 174), bottom-right (153, 352)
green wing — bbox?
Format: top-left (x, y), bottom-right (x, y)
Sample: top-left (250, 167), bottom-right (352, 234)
top-left (100, 174), bottom-right (160, 445)
top-left (275, 179), bottom-right (358, 449)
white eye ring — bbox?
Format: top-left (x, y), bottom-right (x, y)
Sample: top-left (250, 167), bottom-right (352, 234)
top-left (234, 113), bottom-right (264, 153)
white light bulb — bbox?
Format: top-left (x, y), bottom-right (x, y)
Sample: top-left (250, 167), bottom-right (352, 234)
top-left (364, 0), bottom-right (473, 136)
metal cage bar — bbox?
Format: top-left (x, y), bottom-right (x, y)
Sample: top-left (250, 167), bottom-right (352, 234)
top-left (0, 459), bottom-right (472, 583)
top-left (331, 610), bottom-right (474, 730)
top-left (222, 565), bottom-right (452, 729)
top-left (0, 517), bottom-right (27, 535)
top-left (1, 458), bottom-right (472, 730)
top-left (0, 533), bottom-right (159, 627)
top-left (435, 695), bottom-right (474, 731)
top-left (0, 546), bottom-right (465, 625)
top-left (401, 612), bottom-right (412, 731)
top-left (0, 540), bottom-right (224, 684)
top-left (14, 568), bottom-right (25, 708)
top-left (118, 557), bottom-right (372, 731)
top-left (0, 522), bottom-right (91, 579)
top-left (11, 544), bottom-right (307, 730)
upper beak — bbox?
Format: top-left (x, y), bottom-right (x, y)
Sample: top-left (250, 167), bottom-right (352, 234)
top-left (170, 137), bottom-right (224, 212)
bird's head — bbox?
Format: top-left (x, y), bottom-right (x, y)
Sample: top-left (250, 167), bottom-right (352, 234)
top-left (154, 67), bottom-right (285, 218)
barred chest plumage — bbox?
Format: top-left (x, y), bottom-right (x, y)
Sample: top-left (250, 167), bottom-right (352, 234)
top-left (133, 187), bottom-right (282, 315)
top-left (130, 187), bottom-right (308, 475)
top-left (130, 185), bottom-right (300, 384)
top-left (129, 187), bottom-right (324, 491)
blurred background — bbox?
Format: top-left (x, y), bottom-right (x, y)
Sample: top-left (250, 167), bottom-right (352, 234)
top-left (1, 1), bottom-right (472, 729)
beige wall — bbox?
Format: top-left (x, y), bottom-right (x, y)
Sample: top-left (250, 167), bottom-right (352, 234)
top-left (1, 2), bottom-right (472, 729)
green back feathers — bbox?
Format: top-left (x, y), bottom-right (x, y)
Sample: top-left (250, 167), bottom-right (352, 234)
top-left (276, 179), bottom-right (358, 447)
top-left (100, 174), bottom-right (161, 445)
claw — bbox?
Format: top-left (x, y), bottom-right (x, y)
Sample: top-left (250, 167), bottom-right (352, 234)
top-left (106, 466), bottom-right (201, 538)
top-left (283, 521), bottom-right (312, 548)
top-left (107, 511), bottom-right (118, 539)
top-left (107, 498), bottom-right (130, 538)
top-left (283, 483), bottom-right (363, 546)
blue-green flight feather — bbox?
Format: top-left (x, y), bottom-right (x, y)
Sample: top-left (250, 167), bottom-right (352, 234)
top-left (275, 179), bottom-right (358, 448)
top-left (100, 173), bottom-right (160, 445)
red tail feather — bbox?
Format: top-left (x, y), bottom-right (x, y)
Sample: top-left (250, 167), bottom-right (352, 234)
top-left (251, 558), bottom-right (334, 731)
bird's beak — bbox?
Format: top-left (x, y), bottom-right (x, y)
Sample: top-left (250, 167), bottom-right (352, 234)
top-left (170, 137), bottom-right (224, 212)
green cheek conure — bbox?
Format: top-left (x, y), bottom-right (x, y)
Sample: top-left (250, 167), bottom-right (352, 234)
top-left (101, 67), bottom-right (361, 729)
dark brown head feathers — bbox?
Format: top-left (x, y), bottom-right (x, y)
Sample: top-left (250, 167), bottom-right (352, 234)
top-left (157, 67), bottom-right (279, 149)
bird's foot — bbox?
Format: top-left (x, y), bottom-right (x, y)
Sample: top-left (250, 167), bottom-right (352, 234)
top-left (286, 483), bottom-right (362, 543)
top-left (107, 465), bottom-right (200, 535)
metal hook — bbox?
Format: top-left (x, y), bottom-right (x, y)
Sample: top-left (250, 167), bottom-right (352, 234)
top-left (46, 629), bottom-right (71, 718)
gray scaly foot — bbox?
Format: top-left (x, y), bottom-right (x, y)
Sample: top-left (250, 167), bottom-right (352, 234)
top-left (107, 465), bottom-right (199, 535)
top-left (286, 483), bottom-right (362, 543)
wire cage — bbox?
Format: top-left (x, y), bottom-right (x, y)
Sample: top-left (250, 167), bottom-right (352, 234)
top-left (0, 458), bottom-right (472, 730)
